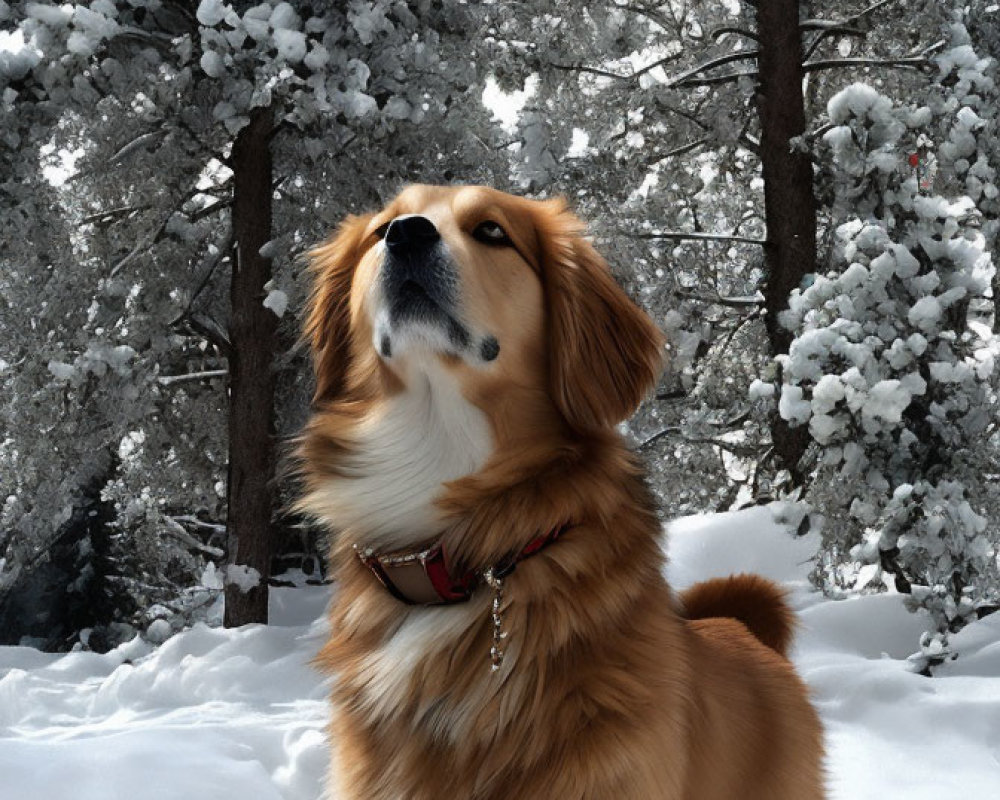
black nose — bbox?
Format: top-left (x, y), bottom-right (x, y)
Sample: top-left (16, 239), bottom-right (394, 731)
top-left (385, 215), bottom-right (440, 255)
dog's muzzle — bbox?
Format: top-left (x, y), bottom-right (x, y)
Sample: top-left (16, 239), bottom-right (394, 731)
top-left (379, 215), bottom-right (471, 355)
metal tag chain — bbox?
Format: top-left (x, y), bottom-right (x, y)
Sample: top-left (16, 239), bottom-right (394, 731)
top-left (483, 567), bottom-right (508, 672)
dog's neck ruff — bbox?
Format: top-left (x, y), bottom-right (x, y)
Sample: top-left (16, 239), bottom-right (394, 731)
top-left (355, 523), bottom-right (567, 606)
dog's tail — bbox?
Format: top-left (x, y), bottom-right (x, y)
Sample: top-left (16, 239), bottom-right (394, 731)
top-left (681, 574), bottom-right (796, 658)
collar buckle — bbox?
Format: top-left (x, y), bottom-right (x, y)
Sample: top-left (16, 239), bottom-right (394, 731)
top-left (355, 523), bottom-right (567, 607)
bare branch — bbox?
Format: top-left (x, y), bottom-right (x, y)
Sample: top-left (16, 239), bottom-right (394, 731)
top-left (638, 426), bottom-right (681, 451)
top-left (632, 50), bottom-right (685, 80)
top-left (547, 49), bottom-right (683, 83)
top-left (168, 227), bottom-right (233, 338)
top-left (624, 230), bottom-right (766, 245)
top-left (109, 130), bottom-right (166, 164)
top-left (81, 204), bottom-right (153, 226)
top-left (188, 197), bottom-right (233, 223)
top-left (547, 61), bottom-right (635, 81)
top-left (162, 516), bottom-right (225, 557)
top-left (674, 289), bottom-right (765, 308)
top-left (675, 69), bottom-right (758, 88)
top-left (108, 205), bottom-right (176, 277)
top-left (738, 132), bottom-right (761, 157)
top-left (653, 99), bottom-right (711, 131)
top-left (640, 419), bottom-right (761, 456)
top-left (802, 27), bottom-right (866, 62)
top-left (108, 239), bottom-right (148, 278)
top-left (548, 44), bottom-right (755, 88)
top-left (805, 120), bottom-right (835, 141)
top-left (180, 312), bottom-right (231, 358)
top-left (646, 137), bottom-right (709, 167)
top-left (157, 369), bottom-right (228, 387)
top-left (168, 515), bottom-right (226, 534)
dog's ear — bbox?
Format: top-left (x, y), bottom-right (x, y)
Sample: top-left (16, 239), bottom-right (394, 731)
top-left (304, 213), bottom-right (374, 403)
top-left (536, 200), bottom-right (665, 430)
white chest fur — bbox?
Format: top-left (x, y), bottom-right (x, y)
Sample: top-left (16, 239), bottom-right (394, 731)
top-left (315, 362), bottom-right (493, 550)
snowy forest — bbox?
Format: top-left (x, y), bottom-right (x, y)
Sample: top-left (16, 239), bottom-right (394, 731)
top-left (0, 0), bottom-right (1000, 800)
top-left (3, 2), bottom-right (1000, 792)
top-left (4, 0), bottom-right (1000, 661)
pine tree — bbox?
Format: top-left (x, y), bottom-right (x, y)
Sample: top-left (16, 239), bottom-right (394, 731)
top-left (1, 0), bottom-right (501, 645)
top-left (773, 17), bottom-right (1000, 665)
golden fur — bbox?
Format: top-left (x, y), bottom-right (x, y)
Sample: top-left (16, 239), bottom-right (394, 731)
top-left (298, 185), bottom-right (825, 799)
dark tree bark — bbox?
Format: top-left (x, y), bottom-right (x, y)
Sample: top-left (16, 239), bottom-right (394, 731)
top-left (755, 0), bottom-right (816, 483)
top-left (224, 107), bottom-right (277, 627)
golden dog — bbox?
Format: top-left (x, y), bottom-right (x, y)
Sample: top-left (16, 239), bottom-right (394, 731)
top-left (298, 185), bottom-right (825, 799)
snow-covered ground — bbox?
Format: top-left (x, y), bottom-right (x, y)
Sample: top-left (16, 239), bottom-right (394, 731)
top-left (1, 506), bottom-right (998, 799)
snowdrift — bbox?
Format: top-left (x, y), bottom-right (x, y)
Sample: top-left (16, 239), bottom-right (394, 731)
top-left (1, 506), bottom-right (997, 798)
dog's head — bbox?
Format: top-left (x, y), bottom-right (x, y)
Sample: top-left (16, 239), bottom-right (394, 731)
top-left (305, 185), bottom-right (664, 435)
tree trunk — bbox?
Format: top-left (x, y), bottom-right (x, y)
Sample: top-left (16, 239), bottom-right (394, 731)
top-left (755, 0), bottom-right (816, 483)
top-left (224, 107), bottom-right (276, 627)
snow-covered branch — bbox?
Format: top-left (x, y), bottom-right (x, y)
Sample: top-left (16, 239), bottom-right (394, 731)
top-left (803, 54), bottom-right (935, 73)
top-left (675, 70), bottom-right (758, 89)
top-left (161, 516), bottom-right (224, 558)
top-left (674, 290), bottom-right (765, 308)
top-left (547, 50), bottom-right (683, 82)
top-left (711, 26), bottom-right (759, 42)
top-left (665, 50), bottom-right (760, 88)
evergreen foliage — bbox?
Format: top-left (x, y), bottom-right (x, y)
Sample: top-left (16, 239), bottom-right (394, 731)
top-left (771, 19), bottom-right (1000, 664)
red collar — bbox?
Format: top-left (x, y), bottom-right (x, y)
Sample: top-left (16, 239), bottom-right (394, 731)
top-left (355, 523), bottom-right (568, 605)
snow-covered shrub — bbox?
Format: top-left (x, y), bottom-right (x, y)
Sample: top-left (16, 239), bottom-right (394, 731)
top-left (774, 35), bottom-right (1000, 663)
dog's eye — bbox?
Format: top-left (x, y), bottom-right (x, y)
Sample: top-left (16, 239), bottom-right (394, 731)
top-left (472, 220), bottom-right (512, 247)
top-left (373, 221), bottom-right (391, 240)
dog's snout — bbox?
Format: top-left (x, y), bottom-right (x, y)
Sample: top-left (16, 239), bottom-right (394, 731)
top-left (385, 215), bottom-right (440, 255)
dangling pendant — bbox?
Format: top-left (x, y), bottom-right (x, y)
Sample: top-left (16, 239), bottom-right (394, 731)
top-left (483, 567), bottom-right (508, 673)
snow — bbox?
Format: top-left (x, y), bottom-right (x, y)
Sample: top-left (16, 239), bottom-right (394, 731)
top-left (1, 509), bottom-right (998, 798)
top-left (46, 360), bottom-right (75, 380)
top-left (225, 564), bottom-right (262, 593)
top-left (907, 294), bottom-right (943, 333)
top-left (196, 0), bottom-right (227, 27)
top-left (862, 378), bottom-right (913, 426)
top-left (778, 383), bottom-right (812, 425)
top-left (0, 28), bottom-right (40, 80)
top-left (263, 288), bottom-right (289, 318)
top-left (303, 43), bottom-right (330, 72)
top-left (200, 49), bottom-right (225, 78)
top-left (748, 378), bottom-right (775, 399)
top-left (24, 2), bottom-right (71, 27)
top-left (0, 581), bottom-right (330, 800)
top-left (274, 29), bottom-right (307, 64)
top-left (270, 3), bottom-right (302, 32)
